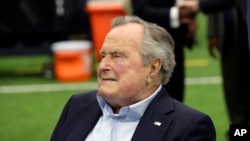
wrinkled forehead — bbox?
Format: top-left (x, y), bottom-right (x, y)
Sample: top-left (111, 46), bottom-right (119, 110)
top-left (100, 37), bottom-right (140, 55)
top-left (109, 23), bottom-right (143, 42)
top-left (101, 23), bottom-right (144, 51)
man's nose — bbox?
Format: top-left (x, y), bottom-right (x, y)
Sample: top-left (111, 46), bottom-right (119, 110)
top-left (98, 56), bottom-right (111, 71)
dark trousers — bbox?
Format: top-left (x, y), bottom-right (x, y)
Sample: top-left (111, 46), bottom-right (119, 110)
top-left (222, 16), bottom-right (250, 124)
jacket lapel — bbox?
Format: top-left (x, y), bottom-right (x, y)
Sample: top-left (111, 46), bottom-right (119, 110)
top-left (131, 88), bottom-right (174, 141)
top-left (65, 100), bottom-right (102, 141)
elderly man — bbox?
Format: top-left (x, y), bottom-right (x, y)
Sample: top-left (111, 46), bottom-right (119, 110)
top-left (50, 16), bottom-right (216, 141)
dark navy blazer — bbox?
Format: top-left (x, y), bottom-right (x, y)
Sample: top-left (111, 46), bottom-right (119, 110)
top-left (50, 88), bottom-right (216, 141)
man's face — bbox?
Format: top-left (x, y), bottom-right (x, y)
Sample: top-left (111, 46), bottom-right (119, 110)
top-left (97, 23), bottom-right (152, 108)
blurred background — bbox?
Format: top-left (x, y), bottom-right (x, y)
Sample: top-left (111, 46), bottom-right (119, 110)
top-left (0, 0), bottom-right (228, 141)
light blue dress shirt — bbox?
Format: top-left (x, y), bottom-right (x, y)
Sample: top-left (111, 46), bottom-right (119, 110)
top-left (85, 85), bottom-right (162, 141)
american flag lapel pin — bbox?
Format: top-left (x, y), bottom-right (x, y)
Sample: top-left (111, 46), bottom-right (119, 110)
top-left (154, 121), bottom-right (162, 126)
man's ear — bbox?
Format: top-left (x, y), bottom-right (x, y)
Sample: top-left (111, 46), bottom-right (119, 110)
top-left (146, 58), bottom-right (162, 84)
top-left (149, 58), bottom-right (162, 76)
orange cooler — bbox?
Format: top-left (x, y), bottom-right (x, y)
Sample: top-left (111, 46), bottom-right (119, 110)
top-left (85, 2), bottom-right (125, 61)
top-left (52, 41), bottom-right (92, 82)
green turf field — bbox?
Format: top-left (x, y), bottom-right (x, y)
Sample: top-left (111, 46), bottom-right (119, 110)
top-left (0, 13), bottom-right (229, 141)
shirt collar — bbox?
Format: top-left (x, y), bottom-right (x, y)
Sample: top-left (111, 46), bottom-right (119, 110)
top-left (96, 85), bottom-right (162, 121)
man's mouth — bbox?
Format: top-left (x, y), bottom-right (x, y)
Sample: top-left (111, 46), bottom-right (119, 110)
top-left (102, 78), bottom-right (117, 81)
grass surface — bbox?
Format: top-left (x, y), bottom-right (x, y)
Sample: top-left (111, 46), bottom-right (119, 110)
top-left (0, 13), bottom-right (228, 141)
top-left (0, 91), bottom-right (75, 141)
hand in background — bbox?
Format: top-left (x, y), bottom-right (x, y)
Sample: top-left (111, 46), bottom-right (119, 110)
top-left (178, 3), bottom-right (197, 38)
top-left (208, 37), bottom-right (220, 58)
top-left (181, 18), bottom-right (197, 38)
top-left (176, 0), bottom-right (199, 16)
top-left (179, 4), bottom-right (197, 20)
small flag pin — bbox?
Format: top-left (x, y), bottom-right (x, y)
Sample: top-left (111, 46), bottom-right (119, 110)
top-left (154, 121), bottom-right (162, 126)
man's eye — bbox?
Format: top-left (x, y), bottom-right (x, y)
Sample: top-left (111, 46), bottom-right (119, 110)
top-left (113, 54), bottom-right (120, 58)
top-left (101, 54), bottom-right (106, 58)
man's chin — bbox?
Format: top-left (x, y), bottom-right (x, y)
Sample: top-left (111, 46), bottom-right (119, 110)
top-left (97, 87), bottom-right (114, 97)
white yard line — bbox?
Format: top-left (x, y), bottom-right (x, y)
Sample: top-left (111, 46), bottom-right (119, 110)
top-left (0, 76), bottom-right (222, 94)
top-left (0, 82), bottom-right (98, 94)
top-left (185, 76), bottom-right (222, 85)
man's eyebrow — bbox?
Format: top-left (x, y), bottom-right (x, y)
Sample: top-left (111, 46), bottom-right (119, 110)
top-left (100, 50), bottom-right (124, 55)
top-left (100, 49), bottom-right (106, 55)
top-left (111, 50), bottom-right (123, 54)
